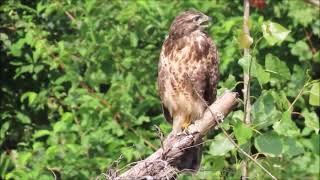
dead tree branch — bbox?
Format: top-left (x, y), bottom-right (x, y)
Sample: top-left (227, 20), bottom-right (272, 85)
top-left (305, 0), bottom-right (320, 6)
top-left (110, 91), bottom-right (238, 180)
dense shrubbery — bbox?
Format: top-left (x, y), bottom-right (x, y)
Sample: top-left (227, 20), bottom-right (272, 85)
top-left (0, 0), bottom-right (319, 179)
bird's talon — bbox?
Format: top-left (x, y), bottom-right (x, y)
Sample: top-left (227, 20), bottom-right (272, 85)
top-left (184, 129), bottom-right (190, 135)
top-left (176, 132), bottom-right (184, 136)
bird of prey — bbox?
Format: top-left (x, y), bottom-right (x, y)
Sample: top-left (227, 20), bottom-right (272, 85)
top-left (158, 10), bottom-right (219, 171)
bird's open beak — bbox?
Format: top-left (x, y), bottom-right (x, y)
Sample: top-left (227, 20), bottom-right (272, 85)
top-left (200, 15), bottom-right (211, 28)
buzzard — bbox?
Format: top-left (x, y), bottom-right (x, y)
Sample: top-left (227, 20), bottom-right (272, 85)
top-left (158, 11), bottom-right (219, 170)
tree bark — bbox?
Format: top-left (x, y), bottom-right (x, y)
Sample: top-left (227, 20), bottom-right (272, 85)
top-left (109, 92), bottom-right (238, 180)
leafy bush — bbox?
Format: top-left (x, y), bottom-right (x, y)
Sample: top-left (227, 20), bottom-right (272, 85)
top-left (0, 0), bottom-right (319, 179)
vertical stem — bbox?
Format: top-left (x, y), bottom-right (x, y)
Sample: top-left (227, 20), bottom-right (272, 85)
top-left (241, 0), bottom-right (251, 179)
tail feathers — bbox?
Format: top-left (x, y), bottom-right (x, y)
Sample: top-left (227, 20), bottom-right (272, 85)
top-left (175, 140), bottom-right (203, 172)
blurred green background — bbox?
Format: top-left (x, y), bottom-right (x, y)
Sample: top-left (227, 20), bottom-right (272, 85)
top-left (0, 0), bottom-right (319, 179)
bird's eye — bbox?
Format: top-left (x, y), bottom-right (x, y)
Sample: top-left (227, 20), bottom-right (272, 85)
top-left (194, 15), bottom-right (201, 22)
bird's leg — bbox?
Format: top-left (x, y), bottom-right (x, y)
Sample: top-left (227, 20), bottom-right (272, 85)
top-left (172, 115), bottom-right (183, 135)
top-left (181, 115), bottom-right (191, 135)
top-left (182, 115), bottom-right (191, 130)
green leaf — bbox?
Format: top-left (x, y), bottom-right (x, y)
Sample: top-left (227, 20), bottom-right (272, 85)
top-left (33, 130), bottom-right (51, 139)
top-left (252, 91), bottom-right (281, 129)
top-left (309, 82), bottom-right (320, 106)
top-left (290, 41), bottom-right (313, 61)
top-left (311, 134), bottom-right (320, 153)
top-left (287, 1), bottom-right (315, 27)
top-left (312, 19), bottom-right (320, 36)
top-left (136, 116), bottom-right (150, 125)
top-left (129, 33), bottom-right (138, 47)
top-left (221, 74), bottom-right (237, 89)
top-left (254, 132), bottom-right (283, 156)
top-left (265, 54), bottom-right (291, 81)
top-left (0, 122), bottom-right (10, 143)
top-left (314, 51), bottom-right (320, 63)
top-left (234, 121), bottom-right (253, 145)
top-left (238, 56), bottom-right (270, 86)
top-left (15, 112), bottom-right (31, 124)
top-left (238, 31), bottom-right (253, 49)
top-left (61, 112), bottom-right (74, 122)
top-left (20, 92), bottom-right (37, 106)
top-left (238, 55), bottom-right (251, 74)
top-left (273, 111), bottom-right (300, 137)
top-left (10, 39), bottom-right (26, 57)
top-left (53, 121), bottom-right (68, 132)
top-left (255, 63), bottom-right (270, 86)
top-left (209, 133), bottom-right (235, 156)
top-left (282, 137), bottom-right (304, 157)
top-left (302, 109), bottom-right (319, 134)
top-left (261, 21), bottom-right (290, 46)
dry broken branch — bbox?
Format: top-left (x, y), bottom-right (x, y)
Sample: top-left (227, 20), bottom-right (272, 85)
top-left (109, 91), bottom-right (238, 180)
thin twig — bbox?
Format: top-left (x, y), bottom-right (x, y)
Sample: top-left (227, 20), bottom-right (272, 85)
top-left (154, 125), bottom-right (165, 152)
top-left (65, 11), bottom-right (76, 21)
top-left (243, 0), bottom-right (251, 125)
top-left (242, 0), bottom-right (252, 179)
top-left (129, 127), bottom-right (157, 151)
top-left (304, 29), bottom-right (317, 55)
top-left (288, 75), bottom-right (311, 111)
top-left (47, 167), bottom-right (59, 180)
top-left (186, 74), bottom-right (277, 179)
top-left (304, 0), bottom-right (320, 6)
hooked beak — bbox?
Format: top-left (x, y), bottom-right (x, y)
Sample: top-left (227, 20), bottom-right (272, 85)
top-left (199, 15), bottom-right (211, 28)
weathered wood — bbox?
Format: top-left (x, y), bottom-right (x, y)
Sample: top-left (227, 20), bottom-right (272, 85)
top-left (112, 91), bottom-right (238, 180)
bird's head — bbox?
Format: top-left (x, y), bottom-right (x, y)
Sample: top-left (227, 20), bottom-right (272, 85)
top-left (168, 10), bottom-right (211, 39)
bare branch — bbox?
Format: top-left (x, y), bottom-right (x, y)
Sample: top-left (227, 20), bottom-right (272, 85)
top-left (242, 0), bottom-right (251, 179)
top-left (305, 0), bottom-right (320, 6)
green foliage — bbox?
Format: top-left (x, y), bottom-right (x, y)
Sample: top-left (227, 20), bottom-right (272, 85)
top-left (261, 21), bottom-right (290, 46)
top-left (234, 121), bottom-right (253, 145)
top-left (209, 133), bottom-right (235, 156)
top-left (254, 132), bottom-right (283, 156)
top-left (309, 82), bottom-right (320, 106)
top-left (0, 0), bottom-right (319, 179)
top-left (265, 54), bottom-right (291, 81)
top-left (290, 40), bottom-right (314, 61)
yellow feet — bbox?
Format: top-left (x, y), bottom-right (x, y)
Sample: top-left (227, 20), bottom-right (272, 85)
top-left (181, 115), bottom-right (191, 129)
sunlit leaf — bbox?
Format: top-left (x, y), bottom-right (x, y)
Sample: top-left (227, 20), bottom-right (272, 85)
top-left (238, 56), bottom-right (269, 86)
top-left (282, 137), bottom-right (304, 157)
top-left (252, 91), bottom-right (281, 129)
top-left (209, 133), bottom-right (235, 156)
top-left (265, 54), bottom-right (291, 81)
top-left (312, 19), bottom-right (320, 36)
top-left (287, 0), bottom-right (315, 27)
top-left (302, 109), bottom-right (319, 134)
top-left (273, 111), bottom-right (300, 137)
top-left (262, 21), bottom-right (290, 46)
top-left (16, 112), bottom-right (31, 124)
top-left (0, 122), bottom-right (10, 142)
top-left (238, 31), bottom-right (253, 49)
top-left (290, 41), bottom-right (313, 61)
top-left (20, 92), bottom-right (37, 106)
top-left (233, 121), bottom-right (252, 145)
top-left (309, 82), bottom-right (320, 106)
top-left (130, 33), bottom-right (138, 47)
top-left (61, 112), bottom-right (74, 122)
top-left (33, 130), bottom-right (51, 139)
